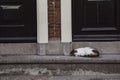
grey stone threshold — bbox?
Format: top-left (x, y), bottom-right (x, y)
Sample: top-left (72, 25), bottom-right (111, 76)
top-left (50, 75), bottom-right (120, 80)
top-left (0, 75), bottom-right (120, 80)
top-left (0, 55), bottom-right (120, 64)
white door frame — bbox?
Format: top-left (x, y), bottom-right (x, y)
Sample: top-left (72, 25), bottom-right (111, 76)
top-left (37, 0), bottom-right (48, 43)
top-left (37, 0), bottom-right (72, 43)
top-left (61, 0), bottom-right (72, 42)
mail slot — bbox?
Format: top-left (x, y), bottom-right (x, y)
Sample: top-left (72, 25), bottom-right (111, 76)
top-left (0, 0), bottom-right (37, 42)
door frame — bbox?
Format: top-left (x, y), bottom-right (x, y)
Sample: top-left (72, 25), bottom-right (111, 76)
top-left (37, 0), bottom-right (48, 43)
top-left (61, 0), bottom-right (72, 43)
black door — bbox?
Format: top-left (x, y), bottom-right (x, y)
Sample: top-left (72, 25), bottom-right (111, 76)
top-left (0, 0), bottom-right (37, 42)
top-left (72, 0), bottom-right (120, 41)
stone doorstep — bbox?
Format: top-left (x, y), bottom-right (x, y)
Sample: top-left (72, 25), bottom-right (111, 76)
top-left (0, 75), bottom-right (120, 80)
top-left (0, 55), bottom-right (120, 63)
top-left (50, 75), bottom-right (120, 80)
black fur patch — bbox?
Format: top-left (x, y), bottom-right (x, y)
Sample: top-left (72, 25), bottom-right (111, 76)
top-left (70, 49), bottom-right (77, 56)
top-left (92, 50), bottom-right (99, 57)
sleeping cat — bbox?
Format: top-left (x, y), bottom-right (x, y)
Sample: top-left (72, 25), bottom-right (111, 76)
top-left (70, 47), bottom-right (99, 57)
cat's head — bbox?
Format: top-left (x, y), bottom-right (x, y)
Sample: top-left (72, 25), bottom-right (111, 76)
top-left (70, 49), bottom-right (77, 56)
top-left (91, 49), bottom-right (100, 57)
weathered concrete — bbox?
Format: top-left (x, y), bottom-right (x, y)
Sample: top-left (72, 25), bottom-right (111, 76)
top-left (37, 43), bottom-right (48, 55)
top-left (0, 64), bottom-right (120, 80)
top-left (0, 43), bottom-right (37, 55)
top-left (0, 64), bottom-right (120, 75)
top-left (0, 75), bottom-right (120, 80)
top-left (72, 41), bottom-right (120, 54)
top-left (46, 41), bottom-right (120, 55)
top-left (62, 42), bottom-right (72, 56)
top-left (50, 75), bottom-right (120, 80)
top-left (0, 41), bottom-right (120, 55)
top-left (0, 55), bottom-right (120, 63)
top-left (47, 39), bottom-right (63, 55)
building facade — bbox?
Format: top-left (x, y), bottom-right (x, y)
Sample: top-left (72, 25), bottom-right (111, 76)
top-left (0, 0), bottom-right (120, 80)
top-left (0, 0), bottom-right (120, 55)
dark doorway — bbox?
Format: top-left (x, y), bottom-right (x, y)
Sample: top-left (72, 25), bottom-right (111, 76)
top-left (72, 0), bottom-right (120, 41)
top-left (0, 0), bottom-right (37, 43)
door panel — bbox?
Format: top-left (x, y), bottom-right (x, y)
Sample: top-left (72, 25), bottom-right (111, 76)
top-left (0, 0), bottom-right (37, 42)
top-left (72, 0), bottom-right (120, 41)
top-left (98, 1), bottom-right (115, 26)
top-left (86, 1), bottom-right (98, 27)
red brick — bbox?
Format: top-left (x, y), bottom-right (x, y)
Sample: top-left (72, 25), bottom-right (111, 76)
top-left (48, 0), bottom-right (61, 39)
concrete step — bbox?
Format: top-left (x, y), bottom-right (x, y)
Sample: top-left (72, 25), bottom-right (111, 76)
top-left (50, 75), bottom-right (120, 80)
top-left (0, 55), bottom-right (120, 80)
top-left (0, 75), bottom-right (120, 80)
top-left (0, 55), bottom-right (120, 63)
top-left (0, 63), bottom-right (120, 80)
top-left (0, 64), bottom-right (120, 76)
top-left (48, 39), bottom-right (63, 55)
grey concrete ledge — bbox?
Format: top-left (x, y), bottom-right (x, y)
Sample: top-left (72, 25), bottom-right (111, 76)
top-left (0, 55), bottom-right (120, 64)
top-left (0, 75), bottom-right (120, 80)
top-left (50, 75), bottom-right (120, 80)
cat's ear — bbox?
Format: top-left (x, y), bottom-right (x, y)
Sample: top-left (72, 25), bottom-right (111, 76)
top-left (70, 49), bottom-right (77, 56)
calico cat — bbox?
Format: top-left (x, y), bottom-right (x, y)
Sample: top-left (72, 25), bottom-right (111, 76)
top-left (70, 47), bottom-right (99, 57)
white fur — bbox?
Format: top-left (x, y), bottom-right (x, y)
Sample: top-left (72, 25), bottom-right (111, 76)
top-left (74, 47), bottom-right (95, 57)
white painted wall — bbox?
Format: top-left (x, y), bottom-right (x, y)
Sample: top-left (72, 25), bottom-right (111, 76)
top-left (61, 0), bottom-right (72, 42)
top-left (37, 0), bottom-right (48, 43)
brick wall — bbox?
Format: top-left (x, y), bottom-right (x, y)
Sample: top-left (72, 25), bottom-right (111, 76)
top-left (48, 0), bottom-right (61, 39)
